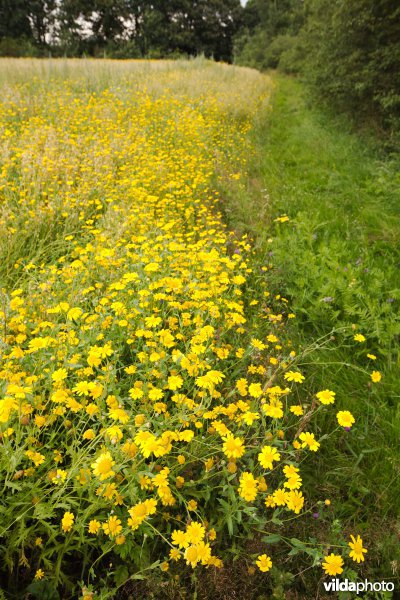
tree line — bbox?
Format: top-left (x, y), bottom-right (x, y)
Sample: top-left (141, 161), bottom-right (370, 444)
top-left (0, 0), bottom-right (243, 62)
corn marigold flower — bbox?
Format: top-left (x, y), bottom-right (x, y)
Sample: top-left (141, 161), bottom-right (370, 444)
top-left (248, 382), bottom-right (263, 398)
top-left (171, 529), bottom-right (190, 549)
top-left (258, 445), bottom-right (280, 470)
top-left (186, 522), bottom-right (205, 544)
top-left (61, 511), bottom-right (74, 533)
top-left (337, 410), bottom-right (355, 428)
top-left (273, 488), bottom-right (289, 506)
top-left (167, 375), bottom-right (183, 390)
top-left (238, 471), bottom-right (258, 502)
top-left (169, 548), bottom-right (181, 561)
top-left (256, 554), bottom-right (272, 572)
top-left (91, 452), bottom-right (115, 481)
top-left (284, 371), bottom-right (305, 383)
top-left (286, 490), bottom-right (304, 514)
top-left (371, 370), bottom-right (382, 382)
top-left (222, 434), bottom-right (245, 459)
top-left (88, 520), bottom-right (101, 534)
top-left (127, 498), bottom-right (157, 530)
top-left (51, 368), bottom-right (68, 383)
top-left (354, 334), bottom-right (366, 342)
top-left (316, 389), bottom-right (336, 405)
top-left (196, 370), bottom-right (225, 390)
top-left (102, 515), bottom-right (122, 538)
top-left (34, 569), bottom-right (45, 580)
top-left (263, 399), bottom-right (284, 419)
top-left (299, 432), bottom-right (320, 452)
top-left (348, 535), bottom-right (367, 563)
top-left (184, 544), bottom-right (200, 568)
top-left (322, 553), bottom-right (344, 576)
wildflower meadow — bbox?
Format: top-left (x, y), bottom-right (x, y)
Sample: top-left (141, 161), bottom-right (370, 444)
top-left (0, 60), bottom-right (390, 599)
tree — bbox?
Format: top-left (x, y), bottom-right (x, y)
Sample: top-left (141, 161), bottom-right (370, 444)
top-left (303, 0), bottom-right (400, 127)
top-left (0, 0), bottom-right (32, 40)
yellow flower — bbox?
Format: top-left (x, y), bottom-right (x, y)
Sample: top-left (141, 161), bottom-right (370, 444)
top-left (371, 370), bottom-right (382, 382)
top-left (290, 405), bottom-right (304, 415)
top-left (336, 410), bottom-right (355, 428)
top-left (222, 434), bottom-right (245, 459)
top-left (91, 452), bottom-right (115, 481)
top-left (238, 471), bottom-right (258, 502)
top-left (348, 535), bottom-right (367, 563)
top-left (61, 511), bottom-right (74, 533)
top-left (51, 368), bottom-right (68, 383)
top-left (286, 490), bottom-right (304, 513)
top-left (316, 389), bottom-right (335, 405)
top-left (284, 371), bottom-right (305, 383)
top-left (322, 553), bottom-right (344, 576)
top-left (184, 544), bottom-right (200, 568)
top-left (102, 515), bottom-right (122, 538)
top-left (195, 541), bottom-right (212, 565)
top-left (195, 370), bottom-right (225, 390)
top-left (167, 375), bottom-right (183, 390)
top-left (299, 432), bottom-right (320, 451)
top-left (34, 569), bottom-right (45, 580)
top-left (186, 522), bottom-right (205, 545)
top-left (354, 333), bottom-right (366, 342)
top-left (273, 488), bottom-right (289, 506)
top-left (256, 554), bottom-right (272, 572)
top-left (171, 529), bottom-right (189, 549)
top-left (248, 383), bottom-right (263, 398)
top-left (115, 535), bottom-right (126, 545)
top-left (169, 548), bottom-right (181, 561)
top-left (258, 445), bottom-right (280, 470)
top-left (236, 378), bottom-right (248, 396)
top-left (88, 520), bottom-right (101, 534)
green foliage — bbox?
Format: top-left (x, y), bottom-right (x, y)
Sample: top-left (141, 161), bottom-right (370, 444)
top-left (301, 0), bottom-right (400, 135)
top-left (235, 0), bottom-right (400, 140)
top-left (234, 0), bottom-right (304, 70)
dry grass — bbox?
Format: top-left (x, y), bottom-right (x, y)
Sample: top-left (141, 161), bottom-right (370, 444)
top-left (0, 57), bottom-right (271, 116)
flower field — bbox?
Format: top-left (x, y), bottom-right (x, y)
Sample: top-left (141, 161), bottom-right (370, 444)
top-left (0, 60), bottom-right (374, 599)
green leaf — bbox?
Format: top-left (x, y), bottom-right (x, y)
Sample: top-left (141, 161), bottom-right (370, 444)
top-left (26, 581), bottom-right (60, 600)
top-left (262, 534), bottom-right (282, 544)
top-left (113, 565), bottom-right (129, 587)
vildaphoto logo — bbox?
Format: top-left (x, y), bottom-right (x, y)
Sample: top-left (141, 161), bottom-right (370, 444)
top-left (323, 578), bottom-right (395, 595)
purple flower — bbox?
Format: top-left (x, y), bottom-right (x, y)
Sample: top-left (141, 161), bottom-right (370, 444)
top-left (312, 512), bottom-right (319, 519)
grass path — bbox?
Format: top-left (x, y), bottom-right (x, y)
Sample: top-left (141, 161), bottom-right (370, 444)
top-left (222, 72), bottom-right (400, 583)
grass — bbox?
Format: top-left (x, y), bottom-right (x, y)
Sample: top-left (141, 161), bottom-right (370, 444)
top-left (220, 72), bottom-right (400, 585)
